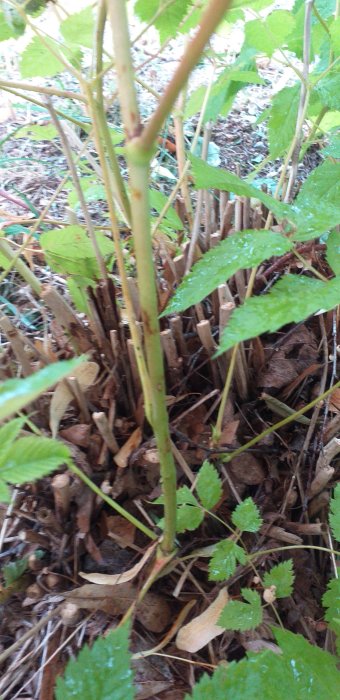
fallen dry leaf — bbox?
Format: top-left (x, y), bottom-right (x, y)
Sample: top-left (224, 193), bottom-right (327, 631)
top-left (50, 361), bottom-right (99, 437)
top-left (79, 541), bottom-right (157, 584)
top-left (114, 427), bottom-right (142, 468)
top-left (64, 581), bottom-right (170, 632)
top-left (106, 515), bottom-right (136, 548)
top-left (230, 453), bottom-right (265, 485)
top-left (328, 387), bottom-right (340, 413)
top-left (176, 588), bottom-right (228, 653)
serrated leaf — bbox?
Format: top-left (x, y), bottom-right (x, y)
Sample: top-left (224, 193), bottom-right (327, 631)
top-left (186, 626), bottom-right (340, 699)
top-left (330, 16), bottom-right (340, 53)
top-left (0, 417), bottom-right (26, 462)
top-left (323, 578), bottom-right (340, 623)
top-left (316, 72), bottom-right (340, 111)
top-left (232, 497), bottom-right (262, 533)
top-left (162, 230), bottom-right (292, 315)
top-left (190, 155), bottom-right (293, 221)
top-left (55, 623), bottom-right (134, 700)
top-left (134, 0), bottom-right (190, 42)
top-left (3, 557), bottom-right (28, 587)
top-left (0, 436), bottom-right (70, 484)
top-left (218, 588), bottom-right (262, 631)
top-left (292, 162), bottom-right (340, 241)
top-left (196, 461), bottom-right (222, 510)
top-left (60, 7), bottom-right (94, 48)
top-left (40, 226), bottom-right (114, 279)
top-left (245, 11), bottom-right (295, 57)
top-left (216, 275), bottom-right (340, 355)
top-left (177, 503), bottom-right (204, 533)
top-left (209, 539), bottom-right (246, 581)
top-left (263, 560), bottom-right (294, 598)
top-left (20, 36), bottom-right (64, 78)
top-left (321, 134), bottom-right (340, 159)
top-left (268, 85), bottom-right (300, 159)
top-left (0, 358), bottom-right (85, 421)
top-left (329, 483), bottom-right (340, 540)
top-left (0, 9), bottom-right (20, 40)
top-left (326, 230), bottom-right (340, 276)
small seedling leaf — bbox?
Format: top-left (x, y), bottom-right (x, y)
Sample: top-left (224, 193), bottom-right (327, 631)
top-left (209, 539), bottom-right (246, 581)
top-left (231, 497), bottom-right (262, 533)
top-left (3, 557), bottom-right (28, 587)
top-left (263, 560), bottom-right (294, 598)
top-left (218, 588), bottom-right (262, 631)
top-left (196, 461), bottom-right (222, 510)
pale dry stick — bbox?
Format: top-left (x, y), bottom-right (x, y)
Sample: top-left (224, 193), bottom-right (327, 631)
top-left (46, 100), bottom-right (108, 283)
top-left (174, 86), bottom-right (194, 228)
top-left (284, 0), bottom-right (314, 202)
top-left (0, 313), bottom-right (32, 376)
top-left (152, 68), bottom-right (215, 237)
top-left (186, 121), bottom-right (212, 273)
top-left (0, 79), bottom-right (86, 103)
top-left (0, 489), bottom-right (18, 553)
top-left (52, 473), bottom-right (71, 521)
top-left (0, 604), bottom-right (64, 667)
top-left (93, 411), bottom-right (119, 454)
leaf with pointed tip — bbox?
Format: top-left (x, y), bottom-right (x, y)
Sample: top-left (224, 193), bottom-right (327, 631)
top-left (292, 162), bottom-right (340, 241)
top-left (196, 461), bottom-right (222, 510)
top-left (60, 7), bottom-right (94, 48)
top-left (0, 358), bottom-right (85, 421)
top-left (263, 560), bottom-right (294, 598)
top-left (209, 539), bottom-right (246, 581)
top-left (323, 578), bottom-right (340, 624)
top-left (162, 230), bottom-right (292, 315)
top-left (189, 155), bottom-right (293, 222)
top-left (268, 85), bottom-right (300, 159)
top-left (216, 275), bottom-right (340, 355)
top-left (218, 588), bottom-right (262, 631)
top-left (55, 623), bottom-right (134, 700)
top-left (232, 497), bottom-right (262, 533)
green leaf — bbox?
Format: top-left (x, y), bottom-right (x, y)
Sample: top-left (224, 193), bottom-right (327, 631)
top-left (40, 226), bottom-right (114, 279)
top-left (268, 85), bottom-right (300, 159)
top-left (218, 588), bottom-right (262, 631)
top-left (315, 0), bottom-right (336, 18)
top-left (0, 9), bottom-right (20, 40)
top-left (190, 155), bottom-right (292, 221)
top-left (323, 578), bottom-right (340, 623)
top-left (231, 497), bottom-right (262, 533)
top-left (0, 358), bottom-right (84, 421)
top-left (162, 230), bottom-right (292, 315)
top-left (19, 36), bottom-right (64, 78)
top-left (209, 539), bottom-right (246, 581)
top-left (0, 417), bottom-right (27, 465)
top-left (216, 275), bottom-right (340, 355)
top-left (176, 485), bottom-right (203, 533)
top-left (321, 134), bottom-right (340, 158)
top-left (0, 436), bottom-right (70, 484)
top-left (263, 560), bottom-right (294, 598)
top-left (330, 17), bottom-right (340, 53)
top-left (245, 11), bottom-right (295, 57)
top-left (55, 623), bottom-right (134, 700)
top-left (134, 0), bottom-right (191, 42)
top-left (292, 161), bottom-right (340, 240)
top-left (316, 72), bottom-right (340, 110)
top-left (60, 7), bottom-right (94, 48)
top-left (326, 230), bottom-right (340, 275)
top-left (187, 627), bottom-right (340, 699)
top-left (329, 483), bottom-right (340, 541)
top-left (3, 557), bottom-right (28, 587)
top-left (149, 188), bottom-right (184, 230)
top-left (196, 461), bottom-right (222, 510)
top-left (14, 124), bottom-right (58, 141)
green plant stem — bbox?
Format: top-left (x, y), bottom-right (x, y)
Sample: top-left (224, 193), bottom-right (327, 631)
top-left (223, 378), bottom-right (340, 463)
top-left (108, 0), bottom-right (178, 555)
top-left (139, 0), bottom-right (233, 153)
top-left (93, 0), bottom-right (132, 226)
top-left (68, 460), bottom-right (156, 540)
top-left (0, 79), bottom-right (87, 102)
top-left (249, 544), bottom-right (340, 560)
top-left (0, 239), bottom-right (42, 295)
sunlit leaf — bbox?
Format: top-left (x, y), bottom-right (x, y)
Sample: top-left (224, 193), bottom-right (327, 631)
top-left (60, 7), bottom-right (94, 48)
top-left (245, 11), bottom-right (295, 57)
top-left (40, 226), bottom-right (114, 279)
top-left (268, 85), bottom-right (300, 159)
top-left (162, 230), bottom-right (292, 315)
top-left (216, 275), bottom-right (340, 355)
top-left (292, 161), bottom-right (340, 241)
